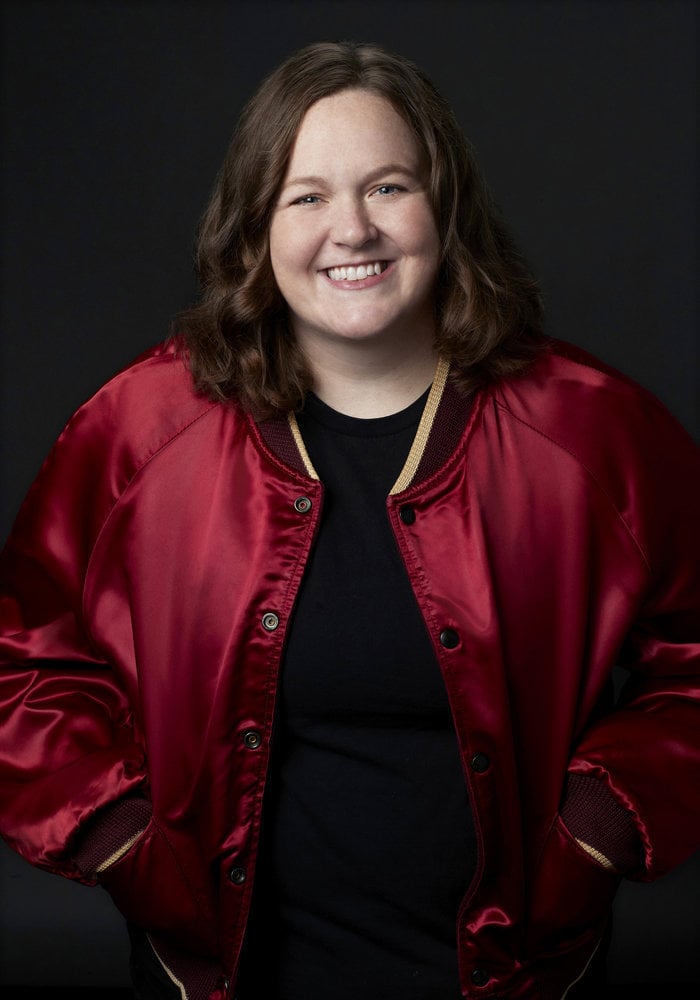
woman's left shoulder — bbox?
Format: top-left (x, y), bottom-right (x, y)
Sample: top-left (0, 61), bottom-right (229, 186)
top-left (496, 337), bottom-right (697, 459)
top-left (487, 340), bottom-right (700, 548)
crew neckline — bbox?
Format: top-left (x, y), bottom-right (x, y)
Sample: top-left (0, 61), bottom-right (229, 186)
top-left (299, 386), bottom-right (431, 438)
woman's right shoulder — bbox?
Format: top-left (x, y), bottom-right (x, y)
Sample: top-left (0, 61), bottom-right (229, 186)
top-left (11, 340), bottom-right (241, 540)
top-left (61, 338), bottom-right (231, 470)
top-left (81, 338), bottom-right (212, 431)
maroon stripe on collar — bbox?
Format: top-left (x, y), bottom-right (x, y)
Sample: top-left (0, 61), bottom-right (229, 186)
top-left (411, 375), bottom-right (474, 487)
top-left (255, 411), bottom-right (309, 477)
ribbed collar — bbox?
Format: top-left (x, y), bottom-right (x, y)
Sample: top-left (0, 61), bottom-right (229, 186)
top-left (256, 357), bottom-right (473, 496)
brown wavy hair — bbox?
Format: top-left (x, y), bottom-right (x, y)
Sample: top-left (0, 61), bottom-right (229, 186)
top-left (178, 41), bottom-right (544, 414)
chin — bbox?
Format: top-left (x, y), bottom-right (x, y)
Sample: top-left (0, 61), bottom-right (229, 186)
top-left (330, 325), bottom-right (398, 343)
top-left (325, 310), bottom-right (413, 342)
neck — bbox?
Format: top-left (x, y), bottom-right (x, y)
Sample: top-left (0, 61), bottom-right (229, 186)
top-left (298, 326), bottom-right (438, 418)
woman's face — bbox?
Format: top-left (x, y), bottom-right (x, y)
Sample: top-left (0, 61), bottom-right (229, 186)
top-left (269, 89), bottom-right (441, 355)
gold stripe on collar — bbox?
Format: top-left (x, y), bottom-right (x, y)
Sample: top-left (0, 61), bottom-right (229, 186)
top-left (389, 356), bottom-right (449, 496)
top-left (287, 411), bottom-right (319, 479)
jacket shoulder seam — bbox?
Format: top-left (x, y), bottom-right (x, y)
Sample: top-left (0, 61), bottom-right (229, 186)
top-left (81, 402), bottom-right (220, 629)
top-left (494, 399), bottom-right (652, 576)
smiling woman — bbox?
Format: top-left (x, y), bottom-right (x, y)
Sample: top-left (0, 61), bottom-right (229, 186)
top-left (268, 89), bottom-right (441, 415)
top-left (1, 39), bottom-right (700, 1000)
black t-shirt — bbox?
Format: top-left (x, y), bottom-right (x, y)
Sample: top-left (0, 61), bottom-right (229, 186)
top-left (237, 390), bottom-right (476, 1000)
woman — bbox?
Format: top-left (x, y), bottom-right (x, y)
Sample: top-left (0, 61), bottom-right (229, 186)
top-left (1, 41), bottom-right (699, 1000)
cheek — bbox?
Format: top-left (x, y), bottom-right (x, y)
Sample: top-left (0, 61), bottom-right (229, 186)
top-left (403, 205), bottom-right (441, 260)
top-left (269, 216), bottom-right (320, 282)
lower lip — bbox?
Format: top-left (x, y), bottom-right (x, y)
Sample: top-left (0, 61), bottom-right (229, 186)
top-left (323, 263), bottom-right (394, 290)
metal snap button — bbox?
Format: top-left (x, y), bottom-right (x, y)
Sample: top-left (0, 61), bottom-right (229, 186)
top-left (470, 753), bottom-right (491, 773)
top-left (243, 730), bottom-right (262, 750)
top-left (228, 866), bottom-right (246, 885)
top-left (439, 628), bottom-right (460, 649)
top-left (261, 612), bottom-right (280, 631)
top-left (399, 505), bottom-right (416, 525)
top-left (294, 496), bottom-right (312, 513)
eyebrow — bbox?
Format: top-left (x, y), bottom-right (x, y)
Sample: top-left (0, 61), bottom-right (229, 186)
top-left (281, 162), bottom-right (419, 190)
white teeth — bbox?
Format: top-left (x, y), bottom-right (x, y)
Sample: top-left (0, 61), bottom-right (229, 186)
top-left (327, 262), bottom-right (386, 282)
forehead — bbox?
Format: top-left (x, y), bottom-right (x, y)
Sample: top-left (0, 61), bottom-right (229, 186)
top-left (285, 88), bottom-right (422, 173)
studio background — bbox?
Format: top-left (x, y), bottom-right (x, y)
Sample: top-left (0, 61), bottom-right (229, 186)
top-left (1, 0), bottom-right (698, 990)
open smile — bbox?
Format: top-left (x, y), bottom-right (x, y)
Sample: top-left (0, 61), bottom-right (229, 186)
top-left (325, 261), bottom-right (390, 282)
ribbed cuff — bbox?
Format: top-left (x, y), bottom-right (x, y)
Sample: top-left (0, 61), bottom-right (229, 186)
top-left (72, 796), bottom-right (153, 876)
top-left (143, 929), bottom-right (225, 1000)
top-left (561, 773), bottom-right (642, 874)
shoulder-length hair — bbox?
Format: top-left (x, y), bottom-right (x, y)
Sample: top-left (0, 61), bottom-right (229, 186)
top-left (178, 41), bottom-right (544, 415)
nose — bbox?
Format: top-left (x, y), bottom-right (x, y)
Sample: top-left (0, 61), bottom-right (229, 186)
top-left (330, 195), bottom-right (378, 248)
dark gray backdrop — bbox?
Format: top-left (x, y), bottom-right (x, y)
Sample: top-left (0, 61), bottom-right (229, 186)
top-left (1, 0), bottom-right (698, 989)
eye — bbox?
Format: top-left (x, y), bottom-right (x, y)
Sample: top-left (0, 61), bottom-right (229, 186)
top-left (292, 194), bottom-right (321, 205)
top-left (375, 184), bottom-right (404, 196)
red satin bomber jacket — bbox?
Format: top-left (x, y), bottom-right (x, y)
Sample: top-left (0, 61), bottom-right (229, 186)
top-left (1, 338), bottom-right (699, 1000)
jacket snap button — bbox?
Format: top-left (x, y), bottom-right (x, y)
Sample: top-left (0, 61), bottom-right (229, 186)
top-left (471, 968), bottom-right (490, 987)
top-left (228, 866), bottom-right (246, 885)
top-left (294, 496), bottom-right (312, 513)
top-left (399, 505), bottom-right (416, 525)
top-left (470, 752), bottom-right (490, 773)
top-left (261, 612), bottom-right (280, 631)
top-left (440, 628), bottom-right (460, 649)
top-left (243, 730), bottom-right (262, 749)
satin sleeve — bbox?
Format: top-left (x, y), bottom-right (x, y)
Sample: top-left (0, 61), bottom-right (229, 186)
top-left (569, 396), bottom-right (700, 880)
top-left (0, 392), bottom-right (147, 881)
